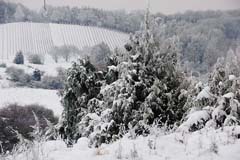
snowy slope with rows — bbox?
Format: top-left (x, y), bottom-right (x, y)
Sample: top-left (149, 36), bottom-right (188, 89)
top-left (0, 23), bottom-right (53, 60)
top-left (0, 22), bottom-right (129, 60)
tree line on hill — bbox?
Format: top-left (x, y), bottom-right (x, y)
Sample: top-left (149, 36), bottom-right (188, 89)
top-left (1, 1), bottom-right (240, 73)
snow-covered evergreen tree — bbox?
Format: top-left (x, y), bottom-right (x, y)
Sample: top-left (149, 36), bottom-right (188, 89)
top-left (13, 51), bottom-right (24, 64)
top-left (180, 52), bottom-right (240, 132)
top-left (32, 69), bottom-right (41, 81)
top-left (59, 7), bottom-right (190, 147)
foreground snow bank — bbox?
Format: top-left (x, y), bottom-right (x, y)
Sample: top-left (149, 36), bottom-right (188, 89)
top-left (4, 127), bottom-right (240, 160)
top-left (0, 88), bottom-right (63, 116)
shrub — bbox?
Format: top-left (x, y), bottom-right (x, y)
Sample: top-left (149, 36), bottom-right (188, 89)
top-left (32, 68), bottom-right (66, 90)
top-left (180, 57), bottom-right (240, 132)
top-left (28, 54), bottom-right (44, 64)
top-left (36, 75), bottom-right (64, 89)
top-left (56, 67), bottom-right (67, 80)
top-left (13, 51), bottom-right (24, 64)
top-left (45, 68), bottom-right (66, 89)
top-left (5, 67), bottom-right (31, 85)
top-left (0, 104), bottom-right (58, 153)
top-left (0, 63), bottom-right (6, 68)
top-left (81, 43), bottom-right (111, 70)
top-left (5, 66), bottom-right (66, 89)
top-left (60, 45), bottom-right (80, 62)
top-left (32, 69), bottom-right (41, 81)
top-left (49, 46), bottom-right (60, 63)
top-left (50, 45), bottom-right (80, 62)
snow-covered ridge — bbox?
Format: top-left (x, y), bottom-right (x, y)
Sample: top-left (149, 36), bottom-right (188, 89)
top-left (0, 22), bottom-right (129, 60)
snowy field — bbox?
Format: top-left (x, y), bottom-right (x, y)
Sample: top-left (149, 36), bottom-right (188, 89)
top-left (0, 60), bottom-right (64, 116)
top-left (0, 22), bottom-right (129, 60)
top-left (0, 58), bottom-right (64, 116)
top-left (0, 88), bottom-right (62, 116)
top-left (4, 127), bottom-right (240, 160)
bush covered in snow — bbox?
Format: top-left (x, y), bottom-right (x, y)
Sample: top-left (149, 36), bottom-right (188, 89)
top-left (32, 69), bottom-right (41, 81)
top-left (49, 45), bottom-right (80, 62)
top-left (0, 63), bottom-right (6, 68)
top-left (0, 104), bottom-right (58, 153)
top-left (6, 67), bottom-right (42, 86)
top-left (81, 42), bottom-right (112, 71)
top-left (5, 66), bottom-right (66, 89)
top-left (6, 66), bottom-right (31, 85)
top-left (28, 54), bottom-right (44, 65)
top-left (13, 51), bottom-right (24, 65)
top-left (31, 69), bottom-right (66, 90)
top-left (180, 53), bottom-right (240, 132)
top-left (31, 67), bottom-right (66, 89)
top-left (38, 76), bottom-right (63, 89)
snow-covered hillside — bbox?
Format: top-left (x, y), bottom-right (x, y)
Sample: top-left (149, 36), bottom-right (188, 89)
top-left (0, 22), bottom-right (129, 60)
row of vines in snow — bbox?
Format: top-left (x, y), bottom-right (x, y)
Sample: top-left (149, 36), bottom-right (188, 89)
top-left (0, 23), bottom-right (53, 60)
top-left (0, 22), bottom-right (129, 60)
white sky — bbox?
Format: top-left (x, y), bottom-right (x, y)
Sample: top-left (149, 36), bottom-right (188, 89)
top-left (7, 0), bottom-right (240, 14)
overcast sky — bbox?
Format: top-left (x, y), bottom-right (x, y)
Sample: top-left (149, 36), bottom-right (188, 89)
top-left (7, 0), bottom-right (240, 14)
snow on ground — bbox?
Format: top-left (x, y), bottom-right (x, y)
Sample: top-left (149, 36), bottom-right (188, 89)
top-left (0, 57), bottom-right (68, 116)
top-left (0, 87), bottom-right (63, 116)
top-left (0, 66), bottom-right (11, 88)
top-left (5, 127), bottom-right (240, 160)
